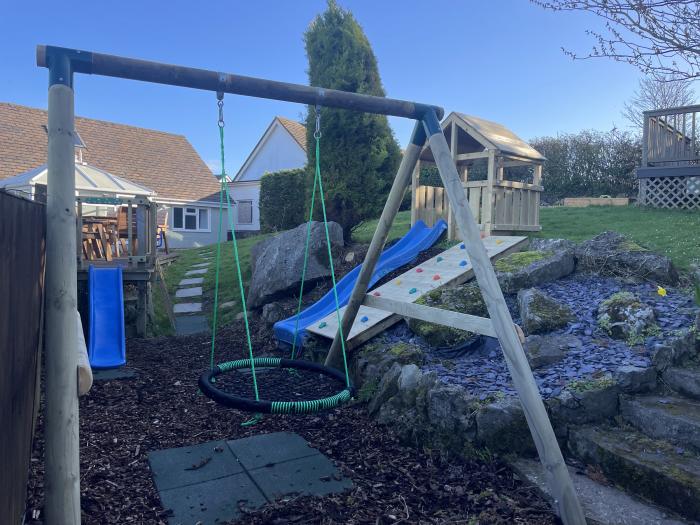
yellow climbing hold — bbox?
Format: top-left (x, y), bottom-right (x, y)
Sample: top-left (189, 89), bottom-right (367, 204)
top-left (495, 239), bottom-right (503, 245)
top-left (395, 279), bottom-right (402, 285)
top-left (657, 286), bottom-right (667, 297)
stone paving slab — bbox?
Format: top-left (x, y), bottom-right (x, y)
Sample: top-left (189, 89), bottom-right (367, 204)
top-left (93, 368), bottom-right (137, 381)
top-left (174, 315), bottom-right (209, 335)
top-left (179, 277), bottom-right (204, 286)
top-left (149, 440), bottom-right (243, 492)
top-left (174, 303), bottom-right (202, 314)
top-left (159, 473), bottom-right (265, 525)
top-left (227, 432), bottom-right (318, 471)
top-left (149, 432), bottom-right (351, 525)
top-left (219, 300), bottom-right (236, 309)
top-left (248, 453), bottom-right (353, 501)
top-left (192, 262), bottom-right (210, 268)
top-left (175, 287), bottom-right (203, 298)
top-left (185, 268), bottom-right (208, 276)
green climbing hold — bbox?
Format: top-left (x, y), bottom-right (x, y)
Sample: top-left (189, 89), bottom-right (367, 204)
top-left (319, 321), bottom-right (327, 329)
top-left (409, 287), bottom-right (417, 294)
top-left (437, 256), bottom-right (443, 262)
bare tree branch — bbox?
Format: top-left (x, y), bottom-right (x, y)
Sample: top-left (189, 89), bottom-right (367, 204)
top-left (622, 75), bottom-right (696, 128)
top-left (532, 0), bottom-right (700, 80)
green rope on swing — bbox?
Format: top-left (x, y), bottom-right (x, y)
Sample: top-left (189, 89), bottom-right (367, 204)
top-left (208, 100), bottom-right (261, 407)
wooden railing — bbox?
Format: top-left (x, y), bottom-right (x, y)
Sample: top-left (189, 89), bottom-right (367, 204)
top-left (643, 105), bottom-right (700, 167)
top-left (413, 180), bottom-right (542, 238)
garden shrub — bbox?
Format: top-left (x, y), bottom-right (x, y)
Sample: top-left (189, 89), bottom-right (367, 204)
top-left (259, 168), bottom-right (306, 232)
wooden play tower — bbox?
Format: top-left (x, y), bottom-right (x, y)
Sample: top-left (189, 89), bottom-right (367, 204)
top-left (412, 112), bottom-right (544, 239)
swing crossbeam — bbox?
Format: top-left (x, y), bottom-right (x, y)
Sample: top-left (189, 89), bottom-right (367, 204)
top-left (38, 44), bottom-right (586, 525)
top-left (36, 45), bottom-right (443, 120)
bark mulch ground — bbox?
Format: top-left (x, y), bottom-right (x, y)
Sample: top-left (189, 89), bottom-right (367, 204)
top-left (25, 242), bottom-right (557, 524)
top-left (25, 320), bottom-right (557, 525)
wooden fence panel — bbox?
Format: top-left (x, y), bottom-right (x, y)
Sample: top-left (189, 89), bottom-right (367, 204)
top-left (0, 191), bottom-right (46, 525)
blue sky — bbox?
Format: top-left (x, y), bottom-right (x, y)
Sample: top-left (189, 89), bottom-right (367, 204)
top-left (3, 0), bottom-right (647, 174)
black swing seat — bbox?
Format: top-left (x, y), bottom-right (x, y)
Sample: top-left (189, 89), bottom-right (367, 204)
top-left (199, 357), bottom-right (354, 414)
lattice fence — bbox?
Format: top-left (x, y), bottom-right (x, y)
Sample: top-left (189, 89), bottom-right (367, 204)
top-left (638, 176), bottom-right (700, 209)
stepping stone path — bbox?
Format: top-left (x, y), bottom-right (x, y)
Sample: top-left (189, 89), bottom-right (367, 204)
top-left (173, 256), bottom-right (211, 335)
top-left (219, 300), bottom-right (236, 309)
top-left (175, 287), bottom-right (203, 299)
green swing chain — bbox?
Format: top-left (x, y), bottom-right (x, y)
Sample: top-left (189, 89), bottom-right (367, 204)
top-left (208, 99), bottom-right (351, 418)
top-left (209, 94), bottom-right (261, 409)
top-left (294, 105), bottom-right (351, 389)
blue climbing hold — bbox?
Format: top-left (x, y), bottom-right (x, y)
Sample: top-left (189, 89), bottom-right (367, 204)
top-left (436, 256), bottom-right (443, 262)
top-left (460, 243), bottom-right (465, 249)
top-left (360, 316), bottom-right (369, 323)
top-left (409, 287), bottom-right (417, 294)
top-left (318, 321), bottom-right (327, 329)
top-left (459, 260), bottom-right (467, 266)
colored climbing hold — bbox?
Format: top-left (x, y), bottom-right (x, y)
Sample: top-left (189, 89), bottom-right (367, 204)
top-left (460, 243), bottom-right (465, 249)
top-left (432, 274), bottom-right (441, 280)
top-left (360, 316), bottom-right (369, 323)
top-left (416, 268), bottom-right (424, 273)
top-left (459, 260), bottom-right (467, 267)
top-left (480, 232), bottom-right (486, 239)
top-left (495, 239), bottom-right (503, 245)
top-left (395, 279), bottom-right (402, 285)
top-left (318, 322), bottom-right (327, 329)
top-left (409, 287), bottom-right (417, 294)
top-left (372, 291), bottom-right (381, 297)
top-left (437, 256), bottom-right (443, 262)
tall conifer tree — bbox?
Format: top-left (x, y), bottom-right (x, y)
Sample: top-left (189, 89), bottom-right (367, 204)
top-left (304, 0), bottom-right (401, 237)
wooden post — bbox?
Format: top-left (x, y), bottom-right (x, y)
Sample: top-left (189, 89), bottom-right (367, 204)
top-left (482, 149), bottom-right (496, 235)
top-left (410, 158), bottom-right (421, 227)
top-left (127, 201), bottom-right (133, 259)
top-left (76, 199), bottom-right (83, 269)
top-left (447, 121), bottom-right (458, 240)
top-left (325, 122), bottom-right (426, 369)
top-left (533, 164), bottom-right (542, 186)
top-left (422, 110), bottom-right (585, 525)
top-left (45, 83), bottom-right (81, 524)
top-left (148, 201), bottom-right (157, 265)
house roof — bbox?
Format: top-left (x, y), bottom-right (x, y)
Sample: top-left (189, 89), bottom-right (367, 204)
top-left (0, 162), bottom-right (156, 198)
top-left (276, 117), bottom-right (307, 152)
top-left (232, 116), bottom-right (307, 182)
top-left (0, 102), bottom-right (221, 203)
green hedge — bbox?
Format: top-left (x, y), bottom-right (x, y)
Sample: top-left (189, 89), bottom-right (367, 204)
top-left (259, 168), bottom-right (307, 232)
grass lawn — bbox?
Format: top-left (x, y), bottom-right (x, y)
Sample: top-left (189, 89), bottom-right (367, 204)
top-left (353, 207), bottom-right (700, 270)
top-left (157, 233), bottom-right (270, 335)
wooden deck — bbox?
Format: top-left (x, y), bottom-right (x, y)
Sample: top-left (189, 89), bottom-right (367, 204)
top-left (307, 235), bottom-right (528, 348)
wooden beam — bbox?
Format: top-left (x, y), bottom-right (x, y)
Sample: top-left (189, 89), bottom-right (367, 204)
top-left (454, 151), bottom-right (489, 161)
top-left (422, 110), bottom-right (585, 525)
top-left (363, 294), bottom-right (496, 337)
top-left (410, 158), bottom-right (420, 227)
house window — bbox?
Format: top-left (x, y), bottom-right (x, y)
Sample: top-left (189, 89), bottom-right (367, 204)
top-left (172, 206), bottom-right (211, 232)
top-left (237, 200), bottom-right (253, 224)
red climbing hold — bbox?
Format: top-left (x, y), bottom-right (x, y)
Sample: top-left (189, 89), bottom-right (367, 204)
top-left (433, 274), bottom-right (441, 280)
top-left (372, 291), bottom-right (381, 297)
top-left (416, 268), bottom-right (424, 273)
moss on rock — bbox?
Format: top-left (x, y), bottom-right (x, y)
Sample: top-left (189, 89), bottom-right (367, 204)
top-left (407, 283), bottom-right (487, 347)
top-left (494, 250), bottom-right (552, 273)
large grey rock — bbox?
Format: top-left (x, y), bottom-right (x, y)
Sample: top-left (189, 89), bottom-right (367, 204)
top-left (247, 221), bottom-right (343, 309)
top-left (354, 341), bottom-right (426, 388)
top-left (574, 231), bottom-right (679, 285)
top-left (407, 282), bottom-right (487, 347)
top-left (548, 377), bottom-right (620, 428)
top-left (663, 367), bottom-right (700, 400)
top-left (475, 397), bottom-right (535, 455)
top-left (261, 303), bottom-right (285, 325)
top-left (523, 334), bottom-right (582, 369)
top-left (517, 288), bottom-right (575, 334)
top-left (614, 365), bottom-right (656, 393)
top-left (651, 331), bottom-right (698, 370)
top-left (368, 363), bottom-right (402, 416)
top-left (496, 249), bottom-right (575, 294)
top-left (597, 291), bottom-right (656, 343)
top-left (529, 238), bottom-right (575, 253)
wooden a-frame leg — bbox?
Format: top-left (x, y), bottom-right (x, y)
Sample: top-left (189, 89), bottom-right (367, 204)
top-left (422, 110), bottom-right (585, 525)
top-left (324, 121), bottom-right (426, 369)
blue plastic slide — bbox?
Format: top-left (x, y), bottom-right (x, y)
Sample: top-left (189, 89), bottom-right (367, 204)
top-left (88, 266), bottom-right (126, 369)
top-left (274, 219), bottom-right (447, 348)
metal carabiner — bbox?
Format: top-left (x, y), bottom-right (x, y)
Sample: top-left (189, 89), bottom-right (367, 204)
top-left (217, 91), bottom-right (225, 128)
top-left (314, 104), bottom-right (322, 139)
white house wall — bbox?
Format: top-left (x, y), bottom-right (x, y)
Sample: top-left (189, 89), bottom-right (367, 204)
top-left (237, 123), bottom-right (306, 182)
top-left (228, 182), bottom-right (260, 231)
